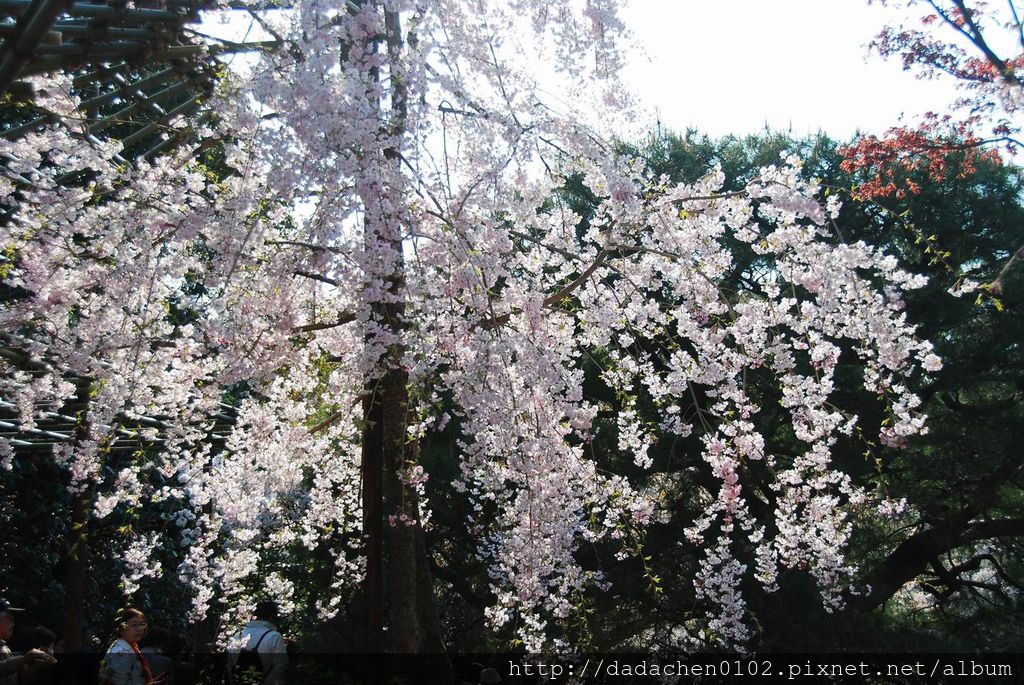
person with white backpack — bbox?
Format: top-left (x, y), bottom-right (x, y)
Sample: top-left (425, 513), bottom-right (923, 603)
top-left (225, 603), bottom-right (288, 685)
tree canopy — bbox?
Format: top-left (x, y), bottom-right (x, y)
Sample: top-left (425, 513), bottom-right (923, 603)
top-left (0, 0), bottom-right (1021, 675)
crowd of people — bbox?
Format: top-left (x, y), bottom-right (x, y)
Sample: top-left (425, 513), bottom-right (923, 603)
top-left (0, 596), bottom-right (514, 684)
top-left (0, 597), bottom-right (291, 685)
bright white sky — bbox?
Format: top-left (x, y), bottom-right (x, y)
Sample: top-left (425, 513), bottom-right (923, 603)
top-left (204, 0), bottom-right (963, 141)
top-left (617, 0), bottom-right (960, 140)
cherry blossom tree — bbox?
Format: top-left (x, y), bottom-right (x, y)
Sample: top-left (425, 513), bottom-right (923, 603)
top-left (1, 0), bottom-right (940, 653)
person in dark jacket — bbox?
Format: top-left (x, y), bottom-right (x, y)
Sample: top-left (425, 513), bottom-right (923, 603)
top-left (15, 627), bottom-right (57, 685)
top-left (0, 599), bottom-right (54, 685)
top-left (138, 628), bottom-right (174, 684)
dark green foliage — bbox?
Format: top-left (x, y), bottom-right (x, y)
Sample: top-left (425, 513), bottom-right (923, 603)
top-left (0, 451), bottom-right (70, 625)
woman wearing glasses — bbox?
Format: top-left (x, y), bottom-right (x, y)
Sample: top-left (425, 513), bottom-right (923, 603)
top-left (99, 608), bottom-right (167, 685)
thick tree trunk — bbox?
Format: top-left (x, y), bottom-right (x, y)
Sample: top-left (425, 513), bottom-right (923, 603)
top-left (359, 231), bottom-right (445, 658)
top-left (360, 384), bottom-right (447, 668)
top-left (356, 4), bottom-right (446, 673)
top-left (361, 361), bottom-right (446, 678)
top-left (62, 490), bottom-right (89, 685)
top-left (380, 376), bottom-right (443, 653)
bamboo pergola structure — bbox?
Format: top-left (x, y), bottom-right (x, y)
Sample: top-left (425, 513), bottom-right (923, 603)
top-left (0, 0), bottom-right (283, 159)
top-left (0, 344), bottom-right (239, 459)
top-left (0, 3), bottom-right (259, 662)
top-left (0, 0), bottom-right (251, 449)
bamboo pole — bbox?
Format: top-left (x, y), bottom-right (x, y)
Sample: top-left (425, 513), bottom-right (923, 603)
top-left (0, 0), bottom-right (66, 94)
